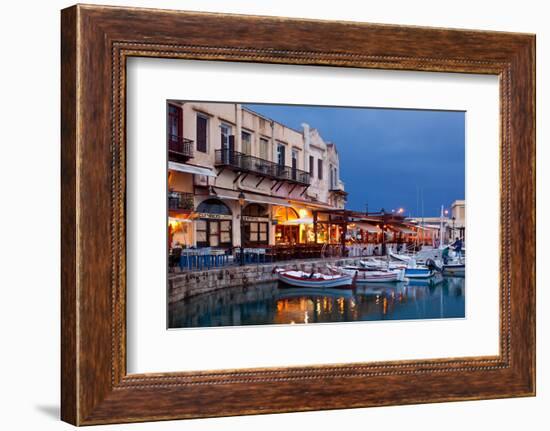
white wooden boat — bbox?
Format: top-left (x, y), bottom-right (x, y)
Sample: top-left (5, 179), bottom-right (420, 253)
top-left (361, 256), bottom-right (440, 279)
top-left (277, 270), bottom-right (353, 288)
top-left (389, 247), bottom-right (443, 267)
top-left (388, 249), bottom-right (412, 263)
top-left (360, 259), bottom-right (407, 271)
top-left (339, 266), bottom-right (405, 283)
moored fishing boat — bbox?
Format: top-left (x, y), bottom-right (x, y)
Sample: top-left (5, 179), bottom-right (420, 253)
top-left (339, 266), bottom-right (405, 283)
top-left (359, 259), bottom-right (407, 271)
top-left (389, 248), bottom-right (444, 268)
top-left (360, 256), bottom-right (439, 279)
top-left (277, 270), bottom-right (353, 288)
top-left (404, 267), bottom-right (435, 279)
top-left (404, 257), bottom-right (443, 279)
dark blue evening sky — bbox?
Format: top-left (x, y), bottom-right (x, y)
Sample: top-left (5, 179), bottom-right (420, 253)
top-left (245, 104), bottom-right (465, 218)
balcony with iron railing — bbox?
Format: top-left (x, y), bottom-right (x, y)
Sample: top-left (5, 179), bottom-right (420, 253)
top-left (329, 180), bottom-right (347, 193)
top-left (168, 135), bottom-right (194, 163)
top-left (168, 191), bottom-right (194, 211)
top-left (214, 150), bottom-right (311, 186)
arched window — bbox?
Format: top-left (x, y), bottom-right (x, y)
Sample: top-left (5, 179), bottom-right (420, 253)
top-left (196, 199), bottom-right (232, 215)
top-left (242, 203), bottom-right (268, 218)
top-left (273, 206), bottom-right (299, 222)
top-left (195, 199), bottom-right (232, 248)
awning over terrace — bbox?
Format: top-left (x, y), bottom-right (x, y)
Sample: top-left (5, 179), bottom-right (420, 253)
top-left (168, 161), bottom-right (217, 177)
top-left (212, 187), bottom-right (293, 207)
top-left (356, 222), bottom-right (382, 233)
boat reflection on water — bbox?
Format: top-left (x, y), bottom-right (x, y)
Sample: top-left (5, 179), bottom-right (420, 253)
top-left (406, 273), bottom-right (444, 287)
top-left (278, 287), bottom-right (354, 299)
top-left (168, 277), bottom-right (465, 329)
top-left (354, 281), bottom-right (407, 296)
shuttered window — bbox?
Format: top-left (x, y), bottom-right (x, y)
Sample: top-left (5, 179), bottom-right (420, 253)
top-left (318, 158), bottom-right (323, 180)
top-left (242, 131), bottom-right (252, 155)
top-left (291, 150), bottom-right (298, 180)
top-left (196, 114), bottom-right (208, 153)
top-left (260, 138), bottom-right (269, 160)
top-left (277, 143), bottom-right (286, 166)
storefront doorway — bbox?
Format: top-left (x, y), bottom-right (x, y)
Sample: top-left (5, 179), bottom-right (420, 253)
top-left (196, 199), bottom-right (233, 248)
top-left (275, 225), bottom-right (299, 245)
top-left (242, 203), bottom-right (269, 246)
top-left (273, 206), bottom-right (300, 245)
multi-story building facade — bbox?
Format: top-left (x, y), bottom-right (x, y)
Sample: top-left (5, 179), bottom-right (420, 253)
top-left (167, 101), bottom-right (346, 250)
top-left (302, 125), bottom-right (347, 209)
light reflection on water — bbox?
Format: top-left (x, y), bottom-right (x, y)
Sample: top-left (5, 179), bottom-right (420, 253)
top-left (168, 277), bottom-right (465, 329)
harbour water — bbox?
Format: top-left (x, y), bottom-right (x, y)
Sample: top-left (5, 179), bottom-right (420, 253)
top-left (168, 276), bottom-right (465, 329)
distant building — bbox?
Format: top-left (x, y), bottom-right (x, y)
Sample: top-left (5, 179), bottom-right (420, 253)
top-left (451, 199), bottom-right (465, 240)
top-left (407, 199), bottom-right (466, 245)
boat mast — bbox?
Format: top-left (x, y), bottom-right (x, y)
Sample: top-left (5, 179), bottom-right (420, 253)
top-left (421, 188), bottom-right (424, 247)
top-left (415, 186), bottom-right (419, 251)
top-left (439, 204), bottom-right (445, 249)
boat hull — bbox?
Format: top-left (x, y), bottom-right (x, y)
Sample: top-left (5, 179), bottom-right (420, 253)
top-left (340, 267), bottom-right (404, 283)
top-left (360, 260), bottom-right (407, 271)
top-left (278, 272), bottom-right (353, 288)
top-left (404, 268), bottom-right (435, 279)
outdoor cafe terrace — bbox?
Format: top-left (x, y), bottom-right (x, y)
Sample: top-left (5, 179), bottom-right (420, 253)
top-left (169, 209), bottom-right (437, 274)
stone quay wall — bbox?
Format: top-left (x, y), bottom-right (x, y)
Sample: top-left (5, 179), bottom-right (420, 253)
top-left (168, 257), bottom-right (363, 304)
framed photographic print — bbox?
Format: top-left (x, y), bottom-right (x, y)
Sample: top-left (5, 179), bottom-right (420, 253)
top-left (61, 4), bottom-right (535, 425)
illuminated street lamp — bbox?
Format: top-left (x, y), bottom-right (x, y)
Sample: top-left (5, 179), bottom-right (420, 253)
top-left (238, 192), bottom-right (245, 266)
top-left (380, 208), bottom-right (387, 255)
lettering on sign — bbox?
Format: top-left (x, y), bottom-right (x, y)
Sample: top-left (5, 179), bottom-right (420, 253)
top-left (242, 216), bottom-right (270, 222)
top-left (196, 213), bottom-right (233, 220)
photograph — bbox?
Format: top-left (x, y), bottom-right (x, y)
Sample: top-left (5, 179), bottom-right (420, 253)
top-left (167, 101), bottom-right (466, 328)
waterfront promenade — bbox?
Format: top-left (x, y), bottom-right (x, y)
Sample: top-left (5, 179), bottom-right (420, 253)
top-left (168, 256), bottom-right (365, 304)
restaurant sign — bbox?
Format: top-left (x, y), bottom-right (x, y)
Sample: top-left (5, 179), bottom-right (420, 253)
top-left (196, 213), bottom-right (233, 220)
top-left (242, 216), bottom-right (269, 222)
